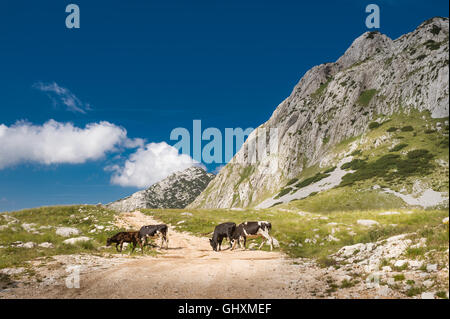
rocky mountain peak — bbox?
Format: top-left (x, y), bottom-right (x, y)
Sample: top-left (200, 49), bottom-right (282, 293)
top-left (107, 166), bottom-right (215, 212)
top-left (336, 31), bottom-right (394, 69)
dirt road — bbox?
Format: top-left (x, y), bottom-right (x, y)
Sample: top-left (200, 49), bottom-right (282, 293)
top-left (50, 211), bottom-right (316, 298)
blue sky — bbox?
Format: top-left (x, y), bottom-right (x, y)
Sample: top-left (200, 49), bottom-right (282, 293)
top-left (0, 0), bottom-right (448, 211)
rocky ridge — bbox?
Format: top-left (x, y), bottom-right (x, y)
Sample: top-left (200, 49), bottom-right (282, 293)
top-left (107, 166), bottom-right (214, 212)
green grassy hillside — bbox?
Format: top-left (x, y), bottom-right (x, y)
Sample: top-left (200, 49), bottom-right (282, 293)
top-left (0, 205), bottom-right (132, 269)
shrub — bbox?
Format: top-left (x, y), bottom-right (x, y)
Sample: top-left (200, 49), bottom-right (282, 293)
top-left (341, 159), bottom-right (366, 170)
top-left (274, 188), bottom-right (292, 199)
top-left (350, 150), bottom-right (362, 156)
top-left (285, 178), bottom-right (298, 186)
top-left (425, 39), bottom-right (441, 50)
top-left (295, 172), bottom-right (330, 189)
top-left (436, 291), bottom-right (448, 299)
top-left (311, 78), bottom-right (332, 99)
top-left (389, 143), bottom-right (408, 152)
top-left (430, 25), bottom-right (441, 35)
top-left (270, 202), bottom-right (283, 208)
top-left (438, 138), bottom-right (449, 148)
top-left (324, 166), bottom-right (336, 174)
top-left (339, 150), bottom-right (434, 187)
top-left (416, 54), bottom-right (427, 61)
top-left (369, 122), bottom-right (381, 129)
top-left (401, 126), bottom-right (414, 132)
top-left (406, 286), bottom-right (422, 297)
top-left (394, 274), bottom-right (405, 281)
top-left (387, 127), bottom-right (398, 132)
top-left (358, 89), bottom-right (377, 107)
top-left (407, 149), bottom-right (431, 159)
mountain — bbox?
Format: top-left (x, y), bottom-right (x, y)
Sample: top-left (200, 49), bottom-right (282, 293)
top-left (107, 166), bottom-right (215, 212)
top-left (190, 17), bottom-right (449, 209)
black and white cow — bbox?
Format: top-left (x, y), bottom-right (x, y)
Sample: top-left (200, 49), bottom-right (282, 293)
top-left (209, 222), bottom-right (236, 252)
top-left (138, 224), bottom-right (169, 249)
top-left (231, 221), bottom-right (277, 251)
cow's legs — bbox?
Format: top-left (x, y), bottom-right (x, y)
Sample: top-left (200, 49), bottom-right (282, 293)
top-left (258, 229), bottom-right (274, 250)
top-left (164, 235), bottom-right (169, 249)
top-left (138, 239), bottom-right (144, 254)
top-left (227, 229), bottom-right (234, 249)
top-left (119, 241), bottom-right (124, 252)
top-left (243, 236), bottom-right (247, 250)
top-left (227, 236), bottom-right (233, 249)
top-left (258, 237), bottom-right (265, 250)
top-left (115, 243), bottom-right (120, 252)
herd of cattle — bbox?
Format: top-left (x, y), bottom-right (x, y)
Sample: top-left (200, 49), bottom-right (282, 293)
top-left (106, 221), bottom-right (278, 253)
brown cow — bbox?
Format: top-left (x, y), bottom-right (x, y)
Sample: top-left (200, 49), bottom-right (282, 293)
top-left (106, 231), bottom-right (143, 253)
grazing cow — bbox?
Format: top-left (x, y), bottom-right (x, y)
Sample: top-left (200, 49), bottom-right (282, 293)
top-left (139, 224), bottom-right (169, 249)
top-left (209, 222), bottom-right (236, 252)
top-left (231, 221), bottom-right (277, 251)
top-left (106, 231), bottom-right (143, 253)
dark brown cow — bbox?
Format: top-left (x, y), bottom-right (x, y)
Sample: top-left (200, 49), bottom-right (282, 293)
top-left (106, 231), bottom-right (143, 253)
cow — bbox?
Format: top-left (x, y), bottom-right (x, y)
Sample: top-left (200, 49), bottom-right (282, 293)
top-left (231, 221), bottom-right (278, 251)
top-left (209, 222), bottom-right (236, 252)
top-left (138, 224), bottom-right (169, 249)
top-left (106, 231), bottom-right (143, 253)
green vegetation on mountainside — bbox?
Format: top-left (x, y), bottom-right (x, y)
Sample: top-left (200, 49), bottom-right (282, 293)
top-left (272, 110), bottom-right (449, 210)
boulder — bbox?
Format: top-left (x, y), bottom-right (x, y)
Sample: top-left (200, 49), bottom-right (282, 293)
top-left (394, 260), bottom-right (408, 268)
top-left (426, 264), bottom-right (438, 272)
top-left (15, 242), bottom-right (36, 249)
top-left (56, 227), bottom-right (81, 237)
top-left (421, 292), bottom-right (435, 299)
top-left (357, 219), bottom-right (380, 227)
top-left (379, 211), bottom-right (400, 216)
top-left (38, 242), bottom-right (54, 249)
top-left (63, 237), bottom-right (91, 245)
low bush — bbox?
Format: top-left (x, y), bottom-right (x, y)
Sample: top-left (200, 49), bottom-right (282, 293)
top-left (389, 143), bottom-right (408, 152)
top-left (369, 122), bottom-right (381, 129)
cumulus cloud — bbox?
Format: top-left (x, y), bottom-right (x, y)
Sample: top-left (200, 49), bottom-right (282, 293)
top-left (0, 120), bottom-right (142, 169)
top-left (33, 82), bottom-right (91, 114)
top-left (109, 142), bottom-right (198, 188)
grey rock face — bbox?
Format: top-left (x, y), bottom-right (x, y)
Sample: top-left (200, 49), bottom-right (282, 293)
top-left (107, 166), bottom-right (215, 212)
top-left (191, 17), bottom-right (449, 209)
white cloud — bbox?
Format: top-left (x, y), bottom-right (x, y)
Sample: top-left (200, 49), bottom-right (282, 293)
top-left (109, 142), bottom-right (198, 188)
top-left (33, 82), bottom-right (91, 114)
top-left (0, 120), bottom-right (142, 169)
